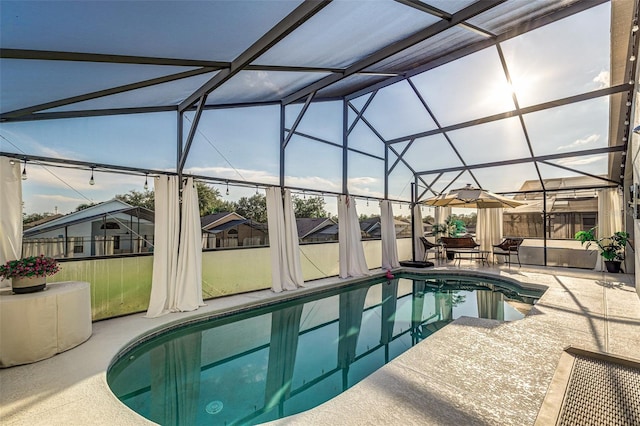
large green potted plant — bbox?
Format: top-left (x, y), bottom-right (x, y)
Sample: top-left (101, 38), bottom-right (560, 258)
top-left (574, 227), bottom-right (630, 273)
top-left (0, 255), bottom-right (60, 293)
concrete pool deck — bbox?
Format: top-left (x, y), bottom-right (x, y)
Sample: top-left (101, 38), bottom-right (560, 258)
top-left (1, 264), bottom-right (639, 425)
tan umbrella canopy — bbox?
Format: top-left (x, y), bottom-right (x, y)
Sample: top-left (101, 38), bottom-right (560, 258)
top-left (423, 184), bottom-right (527, 209)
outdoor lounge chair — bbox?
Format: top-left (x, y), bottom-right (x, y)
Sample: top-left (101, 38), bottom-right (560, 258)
top-left (419, 237), bottom-right (440, 262)
top-left (492, 237), bottom-right (524, 267)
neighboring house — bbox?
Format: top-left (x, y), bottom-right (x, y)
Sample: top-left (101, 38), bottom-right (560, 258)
top-left (296, 217), bottom-right (337, 242)
top-left (23, 199), bottom-right (155, 258)
top-left (360, 216), bottom-right (412, 239)
top-left (504, 176), bottom-right (599, 238)
top-left (201, 212), bottom-right (267, 248)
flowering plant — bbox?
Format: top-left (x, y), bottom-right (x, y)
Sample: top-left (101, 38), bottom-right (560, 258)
top-left (0, 255), bottom-right (60, 281)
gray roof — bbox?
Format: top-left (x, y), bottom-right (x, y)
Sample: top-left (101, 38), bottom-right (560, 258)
top-left (295, 217), bottom-right (335, 239)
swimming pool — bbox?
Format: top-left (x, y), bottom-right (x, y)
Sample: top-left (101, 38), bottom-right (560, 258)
top-left (108, 274), bottom-right (541, 425)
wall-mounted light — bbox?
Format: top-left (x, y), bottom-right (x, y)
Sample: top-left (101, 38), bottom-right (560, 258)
top-left (21, 159), bottom-right (27, 180)
top-left (225, 180), bottom-right (229, 196)
top-left (89, 167), bottom-right (95, 185)
top-left (144, 173), bottom-right (149, 190)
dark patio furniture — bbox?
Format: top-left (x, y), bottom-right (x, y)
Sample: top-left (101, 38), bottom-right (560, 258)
top-left (492, 237), bottom-right (524, 267)
top-left (440, 237), bottom-right (482, 265)
top-left (419, 237), bottom-right (440, 262)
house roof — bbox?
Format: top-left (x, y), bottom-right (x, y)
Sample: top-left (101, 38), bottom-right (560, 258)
top-left (24, 202), bottom-right (155, 237)
top-left (25, 199), bottom-right (133, 234)
top-left (295, 217), bottom-right (335, 239)
top-left (23, 214), bottom-right (64, 230)
top-left (201, 212), bottom-right (244, 230)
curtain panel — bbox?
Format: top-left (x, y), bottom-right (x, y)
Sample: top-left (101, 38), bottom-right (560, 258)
top-left (338, 195), bottom-right (369, 278)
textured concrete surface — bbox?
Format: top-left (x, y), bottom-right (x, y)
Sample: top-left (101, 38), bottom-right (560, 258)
top-left (1, 264), bottom-right (638, 426)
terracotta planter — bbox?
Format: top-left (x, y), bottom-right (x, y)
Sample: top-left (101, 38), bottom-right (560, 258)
top-left (12, 275), bottom-right (47, 294)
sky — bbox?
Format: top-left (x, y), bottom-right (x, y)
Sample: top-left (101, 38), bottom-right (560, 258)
top-left (0, 1), bottom-right (613, 219)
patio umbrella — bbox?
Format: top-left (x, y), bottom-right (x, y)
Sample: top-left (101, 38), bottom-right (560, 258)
top-left (423, 184), bottom-right (526, 209)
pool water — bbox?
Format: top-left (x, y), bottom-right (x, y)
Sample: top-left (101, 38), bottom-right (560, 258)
top-left (108, 275), bottom-right (541, 425)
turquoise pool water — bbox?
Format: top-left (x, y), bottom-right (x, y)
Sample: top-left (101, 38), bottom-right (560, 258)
top-left (108, 274), bottom-right (541, 425)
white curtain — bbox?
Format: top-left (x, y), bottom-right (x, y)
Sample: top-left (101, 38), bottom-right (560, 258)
top-left (266, 187), bottom-right (303, 292)
top-left (434, 206), bottom-right (452, 227)
top-left (264, 304), bottom-right (303, 409)
top-left (149, 331), bottom-right (202, 425)
top-left (175, 177), bottom-right (205, 312)
top-left (477, 208), bottom-right (503, 256)
top-left (338, 195), bottom-right (369, 278)
top-left (413, 204), bottom-right (425, 262)
top-left (380, 200), bottom-right (400, 270)
top-left (595, 188), bottom-right (623, 270)
top-left (0, 157), bottom-right (22, 289)
top-left (146, 175), bottom-right (180, 318)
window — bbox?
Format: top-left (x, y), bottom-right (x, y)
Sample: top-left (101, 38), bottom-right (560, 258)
top-left (100, 222), bottom-right (120, 229)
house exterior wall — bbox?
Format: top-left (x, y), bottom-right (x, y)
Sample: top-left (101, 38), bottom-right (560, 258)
top-left (212, 224), bottom-right (267, 248)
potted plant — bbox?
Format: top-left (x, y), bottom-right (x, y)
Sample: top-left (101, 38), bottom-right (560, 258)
top-left (574, 227), bottom-right (630, 273)
top-left (0, 255), bottom-right (60, 294)
top-left (433, 215), bottom-right (467, 260)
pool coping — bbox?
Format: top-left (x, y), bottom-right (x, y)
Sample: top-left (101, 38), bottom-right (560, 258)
top-left (1, 265), bottom-right (638, 426)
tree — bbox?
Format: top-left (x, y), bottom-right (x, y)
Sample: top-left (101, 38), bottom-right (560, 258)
top-left (236, 193), bottom-right (267, 222)
top-left (115, 189), bottom-right (154, 210)
top-left (293, 195), bottom-right (329, 218)
top-left (196, 182), bottom-right (237, 216)
top-left (114, 182), bottom-right (235, 216)
top-left (75, 202), bottom-right (97, 211)
top-left (23, 212), bottom-right (54, 225)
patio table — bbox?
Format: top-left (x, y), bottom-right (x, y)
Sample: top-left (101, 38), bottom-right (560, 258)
top-left (448, 249), bottom-right (491, 266)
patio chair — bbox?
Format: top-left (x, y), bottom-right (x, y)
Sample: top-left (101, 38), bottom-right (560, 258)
top-left (419, 237), bottom-right (440, 262)
top-left (492, 237), bottom-right (524, 267)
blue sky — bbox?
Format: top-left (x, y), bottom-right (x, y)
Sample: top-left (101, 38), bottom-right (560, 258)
top-left (0, 1), bottom-right (612, 219)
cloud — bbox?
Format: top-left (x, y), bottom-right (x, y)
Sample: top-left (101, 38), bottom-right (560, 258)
top-left (592, 70), bottom-right (609, 89)
top-left (555, 154), bottom-right (606, 167)
top-left (557, 133), bottom-right (600, 150)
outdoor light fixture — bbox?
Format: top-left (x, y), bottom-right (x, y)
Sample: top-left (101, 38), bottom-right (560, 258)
top-left (225, 180), bottom-right (229, 196)
top-left (9, 159), bottom-right (15, 165)
top-left (21, 159), bottom-right (27, 180)
top-left (89, 167), bottom-right (95, 185)
top-left (255, 185), bottom-right (259, 195)
top-left (144, 173), bottom-right (149, 190)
